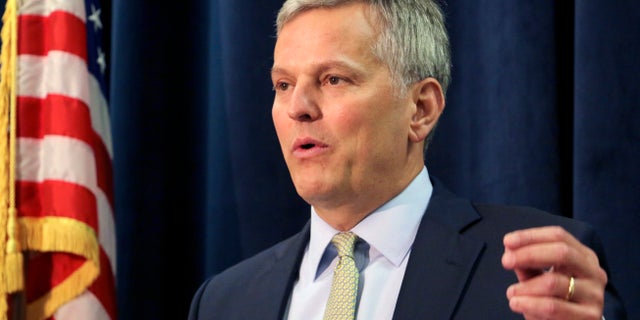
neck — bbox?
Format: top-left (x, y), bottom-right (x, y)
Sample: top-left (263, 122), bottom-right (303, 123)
top-left (315, 165), bottom-right (424, 231)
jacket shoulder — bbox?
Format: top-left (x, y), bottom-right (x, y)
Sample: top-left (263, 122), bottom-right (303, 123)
top-left (188, 228), bottom-right (308, 320)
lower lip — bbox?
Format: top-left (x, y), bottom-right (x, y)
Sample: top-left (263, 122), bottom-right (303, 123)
top-left (292, 145), bottom-right (328, 159)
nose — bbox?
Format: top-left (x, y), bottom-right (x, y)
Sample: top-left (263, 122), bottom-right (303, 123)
top-left (287, 80), bottom-right (321, 122)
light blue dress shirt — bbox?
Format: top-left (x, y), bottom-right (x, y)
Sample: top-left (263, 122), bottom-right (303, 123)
top-left (285, 167), bottom-right (433, 320)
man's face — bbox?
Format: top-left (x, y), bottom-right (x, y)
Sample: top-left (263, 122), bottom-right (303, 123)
top-left (271, 3), bottom-right (420, 216)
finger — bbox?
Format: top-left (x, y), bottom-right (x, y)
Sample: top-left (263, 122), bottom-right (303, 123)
top-left (504, 226), bottom-right (582, 250)
top-left (506, 272), bottom-right (579, 301)
top-left (508, 295), bottom-right (603, 320)
top-left (512, 267), bottom-right (542, 283)
top-left (503, 242), bottom-right (573, 270)
top-left (503, 241), bottom-right (603, 280)
top-left (507, 272), bottom-right (607, 316)
top-left (502, 253), bottom-right (545, 282)
top-left (503, 226), bottom-right (600, 263)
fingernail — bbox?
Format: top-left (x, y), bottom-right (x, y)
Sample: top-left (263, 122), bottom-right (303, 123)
top-left (506, 285), bottom-right (514, 298)
top-left (504, 232), bottom-right (518, 246)
top-left (502, 251), bottom-right (514, 267)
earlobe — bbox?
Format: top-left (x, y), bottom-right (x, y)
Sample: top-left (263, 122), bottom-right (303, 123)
top-left (408, 78), bottom-right (445, 142)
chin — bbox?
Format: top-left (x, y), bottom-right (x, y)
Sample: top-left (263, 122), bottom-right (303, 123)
top-left (293, 182), bottom-right (331, 204)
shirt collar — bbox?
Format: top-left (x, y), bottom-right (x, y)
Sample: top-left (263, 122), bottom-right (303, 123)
top-left (307, 167), bottom-right (433, 275)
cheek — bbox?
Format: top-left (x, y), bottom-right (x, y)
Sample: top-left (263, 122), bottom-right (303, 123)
top-left (359, 107), bottom-right (411, 153)
top-left (333, 109), bottom-right (392, 155)
top-left (331, 109), bottom-right (372, 148)
top-left (272, 106), bottom-right (288, 134)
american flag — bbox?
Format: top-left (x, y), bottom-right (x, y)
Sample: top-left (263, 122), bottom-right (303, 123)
top-left (0, 0), bottom-right (116, 319)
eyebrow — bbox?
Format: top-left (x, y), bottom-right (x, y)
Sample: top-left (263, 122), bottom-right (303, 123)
top-left (271, 59), bottom-right (366, 78)
top-left (270, 66), bottom-right (288, 77)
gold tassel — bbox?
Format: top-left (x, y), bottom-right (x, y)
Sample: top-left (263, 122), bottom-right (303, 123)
top-left (0, 0), bottom-right (22, 318)
top-left (5, 209), bottom-right (24, 294)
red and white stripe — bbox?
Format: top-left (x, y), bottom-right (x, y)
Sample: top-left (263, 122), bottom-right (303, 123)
top-left (15, 0), bottom-right (116, 318)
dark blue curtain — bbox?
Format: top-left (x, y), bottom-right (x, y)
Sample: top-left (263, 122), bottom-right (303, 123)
top-left (110, 1), bottom-right (640, 319)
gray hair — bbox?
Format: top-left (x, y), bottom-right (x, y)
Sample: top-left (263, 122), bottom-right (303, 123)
top-left (275, 0), bottom-right (451, 152)
top-left (276, 0), bottom-right (451, 95)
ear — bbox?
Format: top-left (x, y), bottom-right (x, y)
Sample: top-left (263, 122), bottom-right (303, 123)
top-left (408, 77), bottom-right (445, 143)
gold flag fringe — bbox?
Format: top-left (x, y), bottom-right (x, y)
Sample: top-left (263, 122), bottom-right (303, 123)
top-left (26, 262), bottom-right (98, 320)
top-left (0, 0), bottom-right (24, 318)
top-left (19, 217), bottom-right (100, 267)
top-left (19, 217), bottom-right (101, 320)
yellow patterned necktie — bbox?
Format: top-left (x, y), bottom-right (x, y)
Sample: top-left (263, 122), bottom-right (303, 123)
top-left (323, 232), bottom-right (359, 320)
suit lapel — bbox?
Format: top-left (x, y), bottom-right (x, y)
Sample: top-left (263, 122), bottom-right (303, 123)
top-left (393, 179), bottom-right (485, 319)
top-left (245, 223), bottom-right (310, 319)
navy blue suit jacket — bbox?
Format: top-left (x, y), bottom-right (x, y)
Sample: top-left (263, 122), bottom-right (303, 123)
top-left (189, 179), bottom-right (627, 319)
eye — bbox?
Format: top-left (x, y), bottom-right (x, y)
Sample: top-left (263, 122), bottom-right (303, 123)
top-left (327, 76), bottom-right (341, 85)
top-left (273, 81), bottom-right (290, 91)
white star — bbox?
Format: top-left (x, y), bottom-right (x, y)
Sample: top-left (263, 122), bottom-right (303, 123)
top-left (97, 47), bottom-right (106, 75)
top-left (88, 4), bottom-right (102, 32)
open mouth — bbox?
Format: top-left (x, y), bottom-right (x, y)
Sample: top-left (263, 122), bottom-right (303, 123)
top-left (292, 138), bottom-right (328, 156)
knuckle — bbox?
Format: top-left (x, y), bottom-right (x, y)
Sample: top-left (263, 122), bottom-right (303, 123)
top-left (587, 250), bottom-right (600, 267)
top-left (588, 249), bottom-right (600, 261)
top-left (555, 242), bottom-right (571, 263)
top-left (585, 307), bottom-right (603, 320)
top-left (541, 299), bottom-right (560, 316)
top-left (592, 284), bottom-right (606, 305)
top-left (550, 226), bottom-right (566, 239)
top-left (544, 274), bottom-right (560, 292)
top-left (597, 267), bottom-right (608, 284)
top-left (595, 294), bottom-right (605, 308)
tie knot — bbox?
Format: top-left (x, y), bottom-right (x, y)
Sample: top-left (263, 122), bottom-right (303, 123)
top-left (331, 232), bottom-right (357, 257)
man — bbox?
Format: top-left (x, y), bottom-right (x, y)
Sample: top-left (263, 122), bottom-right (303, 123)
top-left (189, 0), bottom-right (626, 319)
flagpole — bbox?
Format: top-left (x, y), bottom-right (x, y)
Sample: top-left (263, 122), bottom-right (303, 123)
top-left (1, 0), bottom-right (25, 319)
top-left (9, 292), bottom-right (24, 320)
